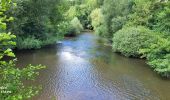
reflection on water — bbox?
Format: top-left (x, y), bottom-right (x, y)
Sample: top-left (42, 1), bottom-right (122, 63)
top-left (16, 32), bottom-right (170, 100)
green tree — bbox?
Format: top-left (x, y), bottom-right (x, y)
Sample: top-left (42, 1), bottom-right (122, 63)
top-left (8, 0), bottom-right (65, 49)
top-left (0, 0), bottom-right (45, 99)
top-left (98, 0), bottom-right (133, 40)
top-left (90, 8), bottom-right (104, 35)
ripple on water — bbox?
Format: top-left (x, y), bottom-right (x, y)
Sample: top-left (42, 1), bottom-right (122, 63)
top-left (111, 75), bottom-right (160, 100)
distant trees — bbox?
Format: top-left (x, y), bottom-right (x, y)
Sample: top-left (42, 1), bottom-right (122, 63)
top-left (7, 0), bottom-right (105, 49)
top-left (90, 0), bottom-right (134, 40)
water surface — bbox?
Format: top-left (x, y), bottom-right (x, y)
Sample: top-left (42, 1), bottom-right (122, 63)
top-left (16, 32), bottom-right (170, 100)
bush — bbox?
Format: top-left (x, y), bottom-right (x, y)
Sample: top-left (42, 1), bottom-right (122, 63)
top-left (140, 35), bottom-right (170, 78)
top-left (41, 36), bottom-right (58, 46)
top-left (148, 55), bottom-right (170, 78)
top-left (57, 21), bottom-right (70, 35)
top-left (127, 0), bottom-right (152, 26)
top-left (95, 25), bottom-right (107, 36)
top-left (8, 0), bottom-right (66, 50)
top-left (65, 5), bottom-right (88, 29)
top-left (16, 36), bottom-right (42, 49)
top-left (16, 33), bottom-right (60, 49)
top-left (101, 0), bottom-right (133, 40)
top-left (111, 16), bottom-right (127, 33)
top-left (153, 1), bottom-right (170, 34)
top-left (112, 26), bottom-right (155, 57)
top-left (90, 8), bottom-right (104, 30)
top-left (70, 17), bottom-right (83, 35)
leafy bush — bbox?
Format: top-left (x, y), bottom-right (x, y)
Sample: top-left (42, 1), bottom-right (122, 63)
top-left (90, 8), bottom-right (104, 30)
top-left (95, 24), bottom-right (107, 36)
top-left (127, 0), bottom-right (152, 26)
top-left (70, 17), bottom-right (83, 35)
top-left (152, 1), bottom-right (170, 34)
top-left (112, 26), bottom-right (155, 57)
top-left (0, 1), bottom-right (46, 99)
top-left (16, 34), bottom-right (60, 49)
top-left (58, 17), bottom-right (83, 37)
top-left (140, 35), bottom-right (170, 78)
top-left (65, 5), bottom-right (89, 29)
top-left (111, 16), bottom-right (127, 33)
top-left (57, 21), bottom-right (70, 35)
top-left (101, 0), bottom-right (133, 39)
top-left (57, 21), bottom-right (75, 36)
top-left (65, 6), bottom-right (79, 20)
top-left (65, 0), bottom-right (101, 29)
top-left (8, 0), bottom-right (66, 49)
top-left (16, 36), bottom-right (42, 49)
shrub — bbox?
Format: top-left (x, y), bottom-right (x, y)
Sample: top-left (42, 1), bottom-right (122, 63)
top-left (111, 16), bottom-right (127, 34)
top-left (95, 25), bottom-right (107, 36)
top-left (42, 36), bottom-right (58, 46)
top-left (65, 6), bottom-right (79, 20)
top-left (112, 26), bottom-right (155, 57)
top-left (127, 0), bottom-right (152, 26)
top-left (148, 55), bottom-right (170, 78)
top-left (70, 17), bottom-right (83, 35)
top-left (57, 21), bottom-right (70, 35)
top-left (153, 1), bottom-right (170, 34)
top-left (90, 8), bottom-right (104, 30)
top-left (16, 36), bottom-right (42, 49)
top-left (140, 35), bottom-right (170, 78)
top-left (101, 0), bottom-right (133, 40)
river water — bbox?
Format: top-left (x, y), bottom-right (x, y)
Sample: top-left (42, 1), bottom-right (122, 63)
top-left (16, 32), bottom-right (170, 100)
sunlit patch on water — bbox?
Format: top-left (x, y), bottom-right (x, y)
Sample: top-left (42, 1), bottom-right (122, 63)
top-left (60, 52), bottom-right (74, 60)
top-left (58, 51), bottom-right (85, 63)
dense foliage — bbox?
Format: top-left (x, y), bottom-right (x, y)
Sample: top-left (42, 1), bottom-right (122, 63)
top-left (90, 8), bottom-right (104, 35)
top-left (4, 0), bottom-right (105, 50)
top-left (1, 0), bottom-right (170, 99)
top-left (7, 0), bottom-right (69, 49)
top-left (112, 26), bottom-right (155, 57)
top-left (89, 0), bottom-right (170, 78)
top-left (140, 35), bottom-right (170, 77)
top-left (51, 0), bottom-right (170, 78)
top-left (0, 0), bottom-right (45, 99)
top-left (1, 2), bottom-right (170, 100)
top-left (70, 17), bottom-right (83, 35)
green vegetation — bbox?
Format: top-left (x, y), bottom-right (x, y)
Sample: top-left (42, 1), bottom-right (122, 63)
top-left (35, 0), bottom-right (169, 78)
top-left (1, 0), bottom-right (170, 99)
top-left (70, 17), bottom-right (83, 35)
top-left (140, 35), bottom-right (170, 77)
top-left (7, 0), bottom-right (71, 49)
top-left (89, 0), bottom-right (170, 78)
top-left (112, 26), bottom-right (155, 57)
top-left (51, 0), bottom-right (170, 78)
top-left (0, 0), bottom-right (45, 99)
top-left (90, 8), bottom-right (104, 35)
top-left (4, 0), bottom-right (105, 50)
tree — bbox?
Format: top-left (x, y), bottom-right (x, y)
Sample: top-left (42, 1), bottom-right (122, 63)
top-left (8, 0), bottom-right (65, 49)
top-left (0, 0), bottom-right (45, 99)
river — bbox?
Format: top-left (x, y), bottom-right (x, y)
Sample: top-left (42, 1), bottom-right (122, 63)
top-left (16, 32), bottom-right (170, 100)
